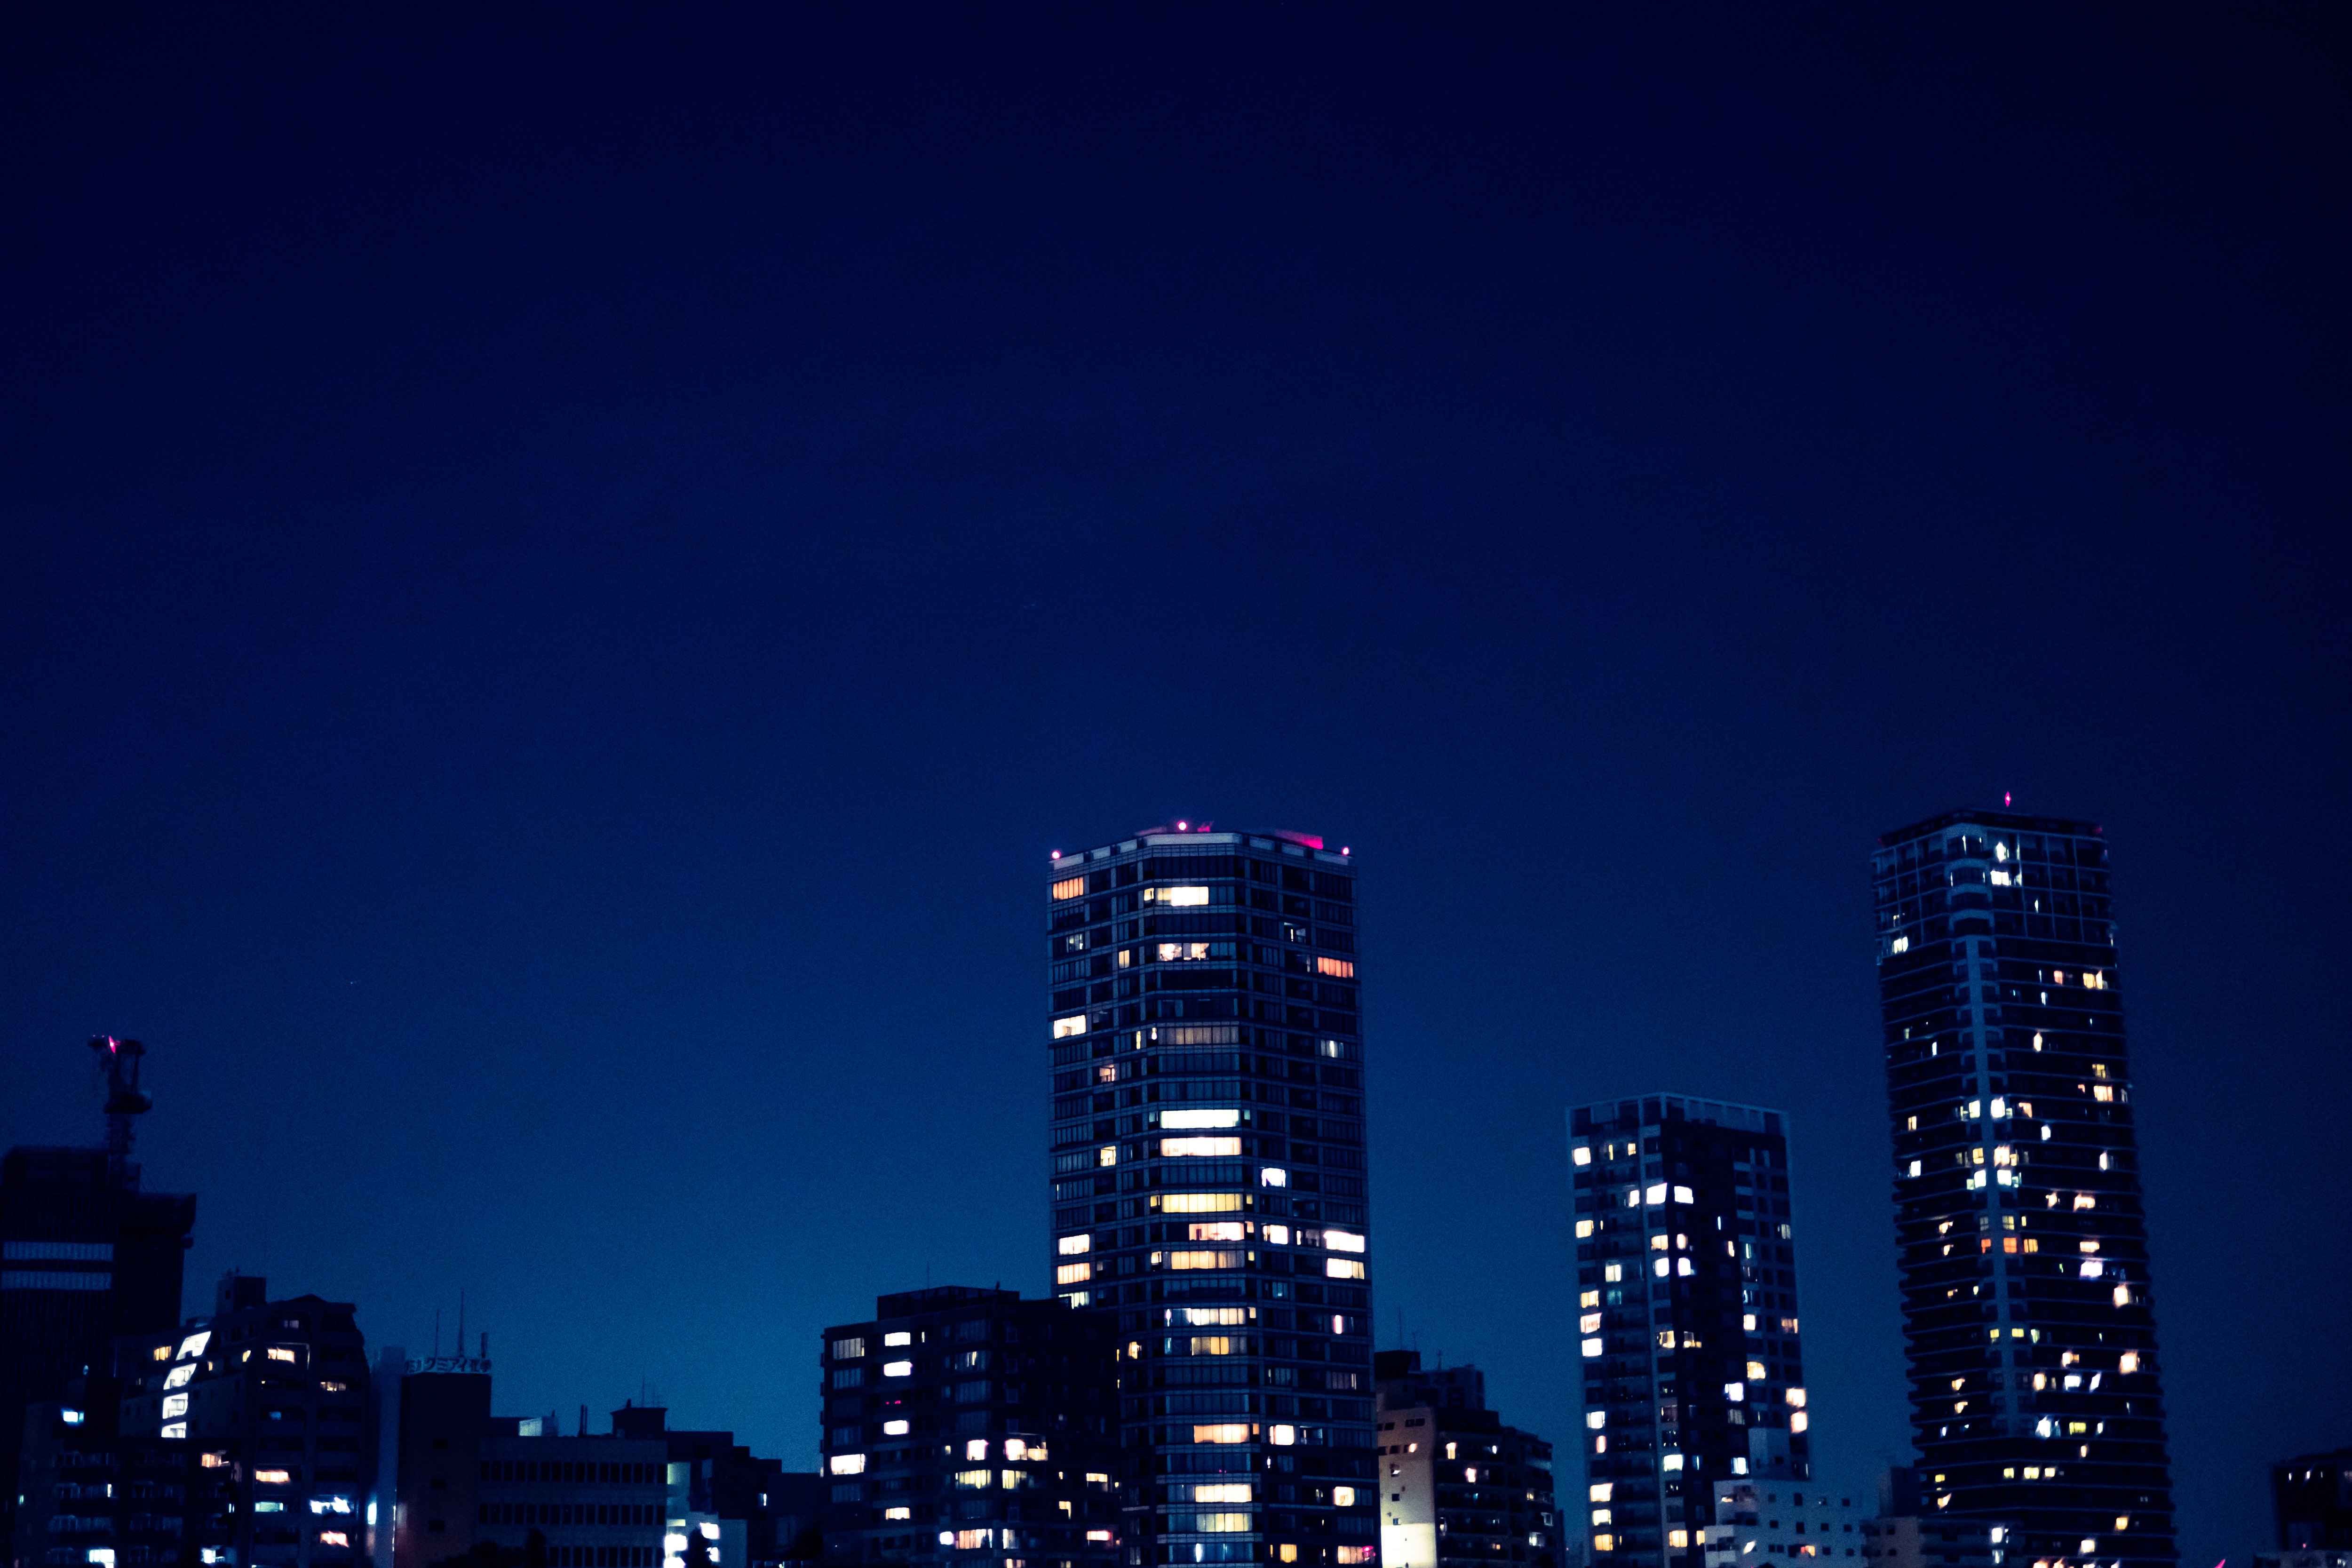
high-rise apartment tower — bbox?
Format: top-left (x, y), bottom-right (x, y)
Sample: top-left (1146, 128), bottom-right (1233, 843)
top-left (1046, 824), bottom-right (1378, 1568)
top-left (1873, 810), bottom-right (2174, 1568)
top-left (1568, 1095), bottom-right (1810, 1568)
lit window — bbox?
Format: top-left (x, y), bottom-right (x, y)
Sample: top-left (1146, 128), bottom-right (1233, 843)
top-left (1053, 1014), bottom-right (1087, 1039)
top-left (1670, 1531), bottom-right (1690, 1549)
top-left (1055, 1263), bottom-right (1091, 1285)
top-left (829, 1455), bottom-right (865, 1476)
top-left (884, 1508), bottom-right (911, 1522)
top-left (1652, 1258), bottom-right (1669, 1277)
top-left (1195, 1424), bottom-right (1252, 1444)
top-left (1337, 1550), bottom-right (1374, 1565)
top-left (883, 1360), bottom-right (913, 1377)
top-left (2119, 1352), bottom-right (2139, 1374)
top-left (1259, 1167), bottom-right (1289, 1187)
top-left (1586, 1411), bottom-right (1606, 1429)
top-left (163, 1363), bottom-right (195, 1389)
top-left (1595, 1536), bottom-right (1616, 1552)
top-left (1603, 1263), bottom-right (1622, 1283)
top-left (1575, 1219), bottom-right (1595, 1238)
top-left (1747, 1361), bottom-right (1766, 1379)
top-left (1324, 1229), bottom-right (1367, 1253)
top-left (266, 1346), bottom-right (297, 1363)
top-left (256, 1470), bottom-right (293, 1486)
top-left (1058, 1234), bottom-right (1091, 1255)
top-left (1051, 876), bottom-right (1086, 900)
top-left (1791, 1411), bottom-right (1809, 1433)
top-left (1097, 1146), bottom-right (1118, 1167)
top-left (1589, 1484), bottom-right (1613, 1503)
top-left (883, 1420), bottom-right (910, 1436)
top-left (1677, 1258), bottom-right (1694, 1276)
top-left (1316, 956), bottom-right (1354, 978)
top-left (1327, 1258), bottom-right (1367, 1280)
top-left (967, 1439), bottom-right (990, 1460)
top-left (1645, 1182), bottom-right (1668, 1206)
top-left (1724, 1383), bottom-right (1745, 1403)
top-left (1673, 1185), bottom-right (1694, 1204)
top-left (1164, 1137), bottom-right (1243, 1157)
top-left (1649, 1234), bottom-right (1669, 1252)
top-left (1573, 1146), bottom-right (1592, 1166)
top-left (1264, 1224), bottom-right (1291, 1245)
top-left (1171, 1250), bottom-right (1247, 1271)
top-left (883, 1330), bottom-right (912, 1347)
top-left (1163, 1109), bottom-right (1242, 1130)
top-left (176, 1332), bottom-right (211, 1359)
top-left (1188, 1222), bottom-right (1248, 1242)
top-left (955, 1531), bottom-right (993, 1551)
top-left (318, 1533), bottom-right (350, 1549)
top-left (2112, 1285), bottom-right (2131, 1307)
top-left (1580, 1313), bottom-right (1603, 1333)
top-left (1581, 1337), bottom-right (1603, 1358)
top-left (1163, 1193), bottom-right (1245, 1213)
top-left (1149, 886), bottom-right (1211, 907)
top-left (161, 1393), bottom-right (189, 1419)
top-left (1787, 1388), bottom-right (1806, 1408)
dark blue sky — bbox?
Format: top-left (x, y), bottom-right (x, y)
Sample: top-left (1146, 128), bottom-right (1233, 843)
top-left (4, 5), bottom-right (2346, 1559)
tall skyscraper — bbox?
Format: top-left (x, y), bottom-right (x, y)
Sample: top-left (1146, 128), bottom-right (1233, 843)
top-left (1567, 1095), bottom-right (1810, 1568)
top-left (1045, 824), bottom-right (1378, 1568)
top-left (1873, 811), bottom-right (2174, 1568)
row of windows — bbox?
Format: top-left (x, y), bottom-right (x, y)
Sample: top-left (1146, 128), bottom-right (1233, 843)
top-left (478, 1502), bottom-right (660, 1527)
top-left (477, 1460), bottom-right (659, 1485)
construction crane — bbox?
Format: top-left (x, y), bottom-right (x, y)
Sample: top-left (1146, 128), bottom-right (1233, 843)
top-left (87, 1034), bottom-right (153, 1189)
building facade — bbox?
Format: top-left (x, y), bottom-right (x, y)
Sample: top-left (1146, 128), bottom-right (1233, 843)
top-left (9, 1374), bottom-right (196, 1568)
top-left (1372, 1353), bottom-right (1557, 1568)
top-left (1567, 1095), bottom-right (1810, 1568)
top-left (815, 1287), bottom-right (1119, 1568)
top-left (1873, 811), bottom-right (2175, 1568)
top-left (1045, 825), bottom-right (1377, 1568)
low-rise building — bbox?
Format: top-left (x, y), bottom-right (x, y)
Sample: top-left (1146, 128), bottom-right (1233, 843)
top-left (1700, 1481), bottom-right (1862, 1567)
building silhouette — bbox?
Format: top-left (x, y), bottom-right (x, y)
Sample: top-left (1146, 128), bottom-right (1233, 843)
top-left (1873, 810), bottom-right (2174, 1568)
top-left (2, 1040), bottom-right (199, 1556)
top-left (1568, 1095), bottom-right (1810, 1568)
top-left (815, 1287), bottom-right (1119, 1568)
top-left (2272, 1448), bottom-right (2352, 1552)
top-left (1045, 824), bottom-right (1376, 1568)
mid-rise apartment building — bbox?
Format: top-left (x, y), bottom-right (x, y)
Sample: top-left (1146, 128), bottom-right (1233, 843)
top-left (816, 1287), bottom-right (1120, 1568)
top-left (1372, 1353), bottom-right (1557, 1568)
top-left (116, 1275), bottom-right (371, 1568)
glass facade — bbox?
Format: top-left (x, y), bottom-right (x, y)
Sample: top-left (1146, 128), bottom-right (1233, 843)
top-left (1568, 1095), bottom-right (1808, 1568)
top-left (1874, 810), bottom-right (2175, 1568)
top-left (1046, 826), bottom-right (1377, 1568)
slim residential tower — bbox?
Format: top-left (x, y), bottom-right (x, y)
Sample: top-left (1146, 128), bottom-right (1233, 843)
top-left (1568, 1095), bottom-right (1809, 1568)
top-left (1874, 811), bottom-right (2174, 1568)
top-left (1047, 824), bottom-right (1378, 1568)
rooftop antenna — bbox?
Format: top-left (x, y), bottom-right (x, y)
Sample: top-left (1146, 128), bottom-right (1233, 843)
top-left (87, 1035), bottom-right (153, 1190)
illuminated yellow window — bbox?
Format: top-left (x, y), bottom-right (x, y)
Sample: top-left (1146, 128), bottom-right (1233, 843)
top-left (1055, 1262), bottom-right (1091, 1285)
top-left (1316, 956), bottom-right (1355, 978)
top-left (1051, 877), bottom-right (1086, 900)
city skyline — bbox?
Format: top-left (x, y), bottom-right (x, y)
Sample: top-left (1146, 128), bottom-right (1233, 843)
top-left (6, 8), bottom-right (2347, 1564)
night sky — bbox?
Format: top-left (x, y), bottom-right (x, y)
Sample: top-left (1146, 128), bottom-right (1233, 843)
top-left (4, 6), bottom-right (2347, 1560)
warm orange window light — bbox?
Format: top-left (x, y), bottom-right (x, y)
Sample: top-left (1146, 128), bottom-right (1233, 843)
top-left (1051, 877), bottom-right (1085, 900)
